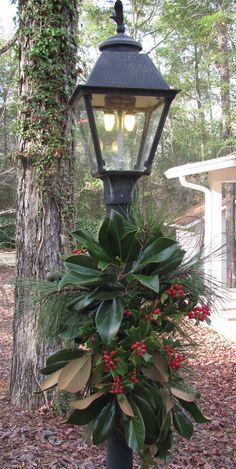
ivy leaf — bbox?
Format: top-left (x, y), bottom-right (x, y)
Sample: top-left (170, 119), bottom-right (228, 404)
top-left (58, 354), bottom-right (92, 393)
top-left (95, 298), bottom-right (124, 343)
top-left (92, 399), bottom-right (117, 444)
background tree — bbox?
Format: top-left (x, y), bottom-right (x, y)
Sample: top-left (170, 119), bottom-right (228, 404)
top-left (10, 0), bottom-right (78, 409)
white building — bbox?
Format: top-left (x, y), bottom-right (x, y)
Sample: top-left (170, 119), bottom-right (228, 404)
top-left (164, 153), bottom-right (236, 320)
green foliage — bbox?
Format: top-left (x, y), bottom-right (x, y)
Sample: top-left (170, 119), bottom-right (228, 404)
top-left (0, 215), bottom-right (16, 248)
top-left (38, 210), bottom-right (215, 464)
top-left (75, 217), bottom-right (101, 237)
top-left (15, 0), bottom-right (78, 217)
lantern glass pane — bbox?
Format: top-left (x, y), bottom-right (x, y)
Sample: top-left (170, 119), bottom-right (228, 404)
top-left (91, 93), bottom-right (165, 172)
top-left (74, 97), bottom-right (98, 173)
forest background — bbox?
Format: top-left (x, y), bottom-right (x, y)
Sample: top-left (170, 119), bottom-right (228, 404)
top-left (0, 0), bottom-right (235, 240)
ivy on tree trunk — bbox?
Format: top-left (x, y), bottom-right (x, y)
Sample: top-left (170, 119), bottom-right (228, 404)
top-left (10, 0), bottom-right (78, 409)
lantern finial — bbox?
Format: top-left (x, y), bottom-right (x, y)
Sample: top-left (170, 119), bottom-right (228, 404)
top-left (110, 0), bottom-right (125, 34)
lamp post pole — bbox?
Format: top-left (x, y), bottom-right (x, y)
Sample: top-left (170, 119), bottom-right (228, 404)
top-left (69, 1), bottom-right (179, 466)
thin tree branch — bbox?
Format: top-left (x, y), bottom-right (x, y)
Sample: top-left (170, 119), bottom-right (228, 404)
top-left (0, 168), bottom-right (15, 177)
top-left (0, 33), bottom-right (17, 56)
top-left (0, 209), bottom-right (16, 216)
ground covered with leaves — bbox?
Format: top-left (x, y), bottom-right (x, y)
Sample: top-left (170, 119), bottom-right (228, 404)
top-left (0, 266), bottom-right (235, 468)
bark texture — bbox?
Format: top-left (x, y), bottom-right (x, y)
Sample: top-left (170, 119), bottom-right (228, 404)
top-left (11, 0), bottom-right (78, 409)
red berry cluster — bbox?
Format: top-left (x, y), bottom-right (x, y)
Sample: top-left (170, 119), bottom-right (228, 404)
top-left (168, 284), bottom-right (185, 298)
top-left (188, 305), bottom-right (210, 321)
top-left (144, 308), bottom-right (161, 321)
top-left (111, 376), bottom-right (124, 394)
top-left (130, 369), bottom-right (139, 384)
top-left (131, 340), bottom-right (147, 357)
top-left (124, 309), bottom-right (132, 318)
top-left (164, 345), bottom-right (184, 370)
top-left (103, 351), bottom-right (119, 371)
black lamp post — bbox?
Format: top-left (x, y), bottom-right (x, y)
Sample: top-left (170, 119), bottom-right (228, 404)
top-left (69, 1), bottom-right (178, 467)
top-left (69, 1), bottom-right (178, 216)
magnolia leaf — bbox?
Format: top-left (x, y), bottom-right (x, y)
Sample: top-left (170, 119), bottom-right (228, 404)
top-left (127, 273), bottom-right (159, 293)
top-left (95, 298), bottom-right (124, 343)
top-left (124, 399), bottom-right (145, 450)
top-left (120, 230), bottom-right (141, 270)
top-left (92, 399), bottom-right (117, 444)
top-left (132, 238), bottom-right (178, 272)
top-left (40, 369), bottom-right (61, 391)
top-left (141, 366), bottom-right (166, 383)
top-left (118, 396), bottom-right (134, 417)
top-left (70, 391), bottom-right (104, 410)
top-left (163, 391), bottom-right (174, 413)
top-left (152, 352), bottom-right (168, 382)
top-left (171, 387), bottom-right (196, 402)
top-left (106, 210), bottom-right (125, 257)
top-left (58, 271), bottom-right (101, 290)
top-left (64, 254), bottom-right (97, 269)
top-left (178, 400), bottom-right (210, 423)
top-left (72, 228), bottom-right (112, 263)
top-left (142, 366), bottom-right (168, 383)
top-left (58, 354), bottom-right (92, 393)
top-left (133, 394), bottom-right (158, 444)
top-left (172, 402), bottom-right (193, 440)
top-left (150, 444), bottom-right (158, 456)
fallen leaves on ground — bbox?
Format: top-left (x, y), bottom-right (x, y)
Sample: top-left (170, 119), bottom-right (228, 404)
top-left (0, 266), bottom-right (235, 468)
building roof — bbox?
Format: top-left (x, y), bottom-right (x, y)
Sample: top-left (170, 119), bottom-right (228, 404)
top-left (164, 153), bottom-right (236, 179)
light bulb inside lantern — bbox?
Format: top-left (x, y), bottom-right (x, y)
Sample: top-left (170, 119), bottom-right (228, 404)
top-left (112, 140), bottom-right (118, 152)
top-left (124, 114), bottom-right (135, 132)
top-left (104, 113), bottom-right (115, 132)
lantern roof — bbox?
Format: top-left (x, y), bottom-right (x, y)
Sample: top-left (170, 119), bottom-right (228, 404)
top-left (86, 33), bottom-right (172, 92)
top-left (69, 2), bottom-right (179, 107)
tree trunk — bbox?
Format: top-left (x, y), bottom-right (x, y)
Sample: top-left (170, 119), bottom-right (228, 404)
top-left (10, 0), bottom-right (78, 409)
top-left (216, 14), bottom-right (231, 142)
top-left (193, 44), bottom-right (205, 160)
